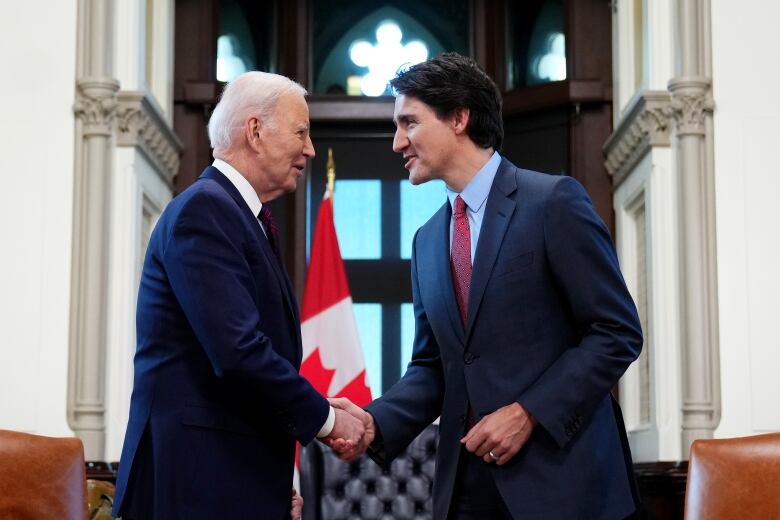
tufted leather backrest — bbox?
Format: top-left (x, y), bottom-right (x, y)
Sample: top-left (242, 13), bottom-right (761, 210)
top-left (684, 432), bottom-right (780, 519)
top-left (300, 424), bottom-right (438, 520)
top-left (0, 429), bottom-right (87, 520)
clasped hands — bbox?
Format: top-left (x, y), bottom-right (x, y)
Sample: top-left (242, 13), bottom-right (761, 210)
top-left (320, 398), bottom-right (376, 461)
top-left (321, 399), bottom-right (536, 465)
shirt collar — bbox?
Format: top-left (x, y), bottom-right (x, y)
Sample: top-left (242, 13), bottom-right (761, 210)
top-left (446, 151), bottom-right (501, 212)
top-left (212, 158), bottom-right (263, 217)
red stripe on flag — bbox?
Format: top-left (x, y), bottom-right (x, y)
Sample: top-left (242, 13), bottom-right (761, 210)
top-left (301, 198), bottom-right (350, 321)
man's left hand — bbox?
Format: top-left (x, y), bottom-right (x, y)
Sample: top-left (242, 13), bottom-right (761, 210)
top-left (460, 402), bottom-right (537, 466)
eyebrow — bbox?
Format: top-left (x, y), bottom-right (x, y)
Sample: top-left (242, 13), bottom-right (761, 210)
top-left (394, 114), bottom-right (414, 126)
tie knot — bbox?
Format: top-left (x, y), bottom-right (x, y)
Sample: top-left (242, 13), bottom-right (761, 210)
top-left (258, 206), bottom-right (282, 262)
top-left (454, 195), bottom-right (468, 216)
top-left (258, 206), bottom-right (276, 228)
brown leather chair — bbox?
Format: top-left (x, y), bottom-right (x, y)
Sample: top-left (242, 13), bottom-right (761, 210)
top-left (0, 429), bottom-right (88, 519)
top-left (684, 432), bottom-right (780, 519)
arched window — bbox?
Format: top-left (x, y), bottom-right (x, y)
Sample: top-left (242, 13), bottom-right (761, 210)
top-left (312, 3), bottom-right (467, 96)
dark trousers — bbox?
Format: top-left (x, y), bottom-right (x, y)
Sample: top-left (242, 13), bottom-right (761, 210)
top-left (448, 447), bottom-right (513, 519)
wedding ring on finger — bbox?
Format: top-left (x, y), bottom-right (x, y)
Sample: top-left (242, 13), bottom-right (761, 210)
top-left (488, 450), bottom-right (499, 461)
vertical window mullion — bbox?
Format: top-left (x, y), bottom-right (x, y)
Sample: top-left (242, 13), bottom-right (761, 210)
top-left (381, 305), bottom-right (401, 394)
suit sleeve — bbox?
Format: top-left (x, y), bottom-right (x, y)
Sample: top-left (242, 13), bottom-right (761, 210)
top-left (365, 230), bottom-right (445, 464)
top-left (518, 176), bottom-right (643, 448)
top-left (163, 190), bottom-right (329, 445)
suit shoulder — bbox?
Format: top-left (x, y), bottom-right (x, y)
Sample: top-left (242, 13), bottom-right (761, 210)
top-left (167, 178), bottom-right (240, 220)
top-left (154, 179), bottom-right (245, 245)
top-left (515, 166), bottom-right (564, 189)
top-left (416, 200), bottom-right (449, 239)
top-left (510, 166), bottom-right (586, 201)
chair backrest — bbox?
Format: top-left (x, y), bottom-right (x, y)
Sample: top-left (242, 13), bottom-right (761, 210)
top-left (0, 429), bottom-right (87, 520)
top-left (300, 423), bottom-right (438, 520)
top-left (684, 432), bottom-right (780, 519)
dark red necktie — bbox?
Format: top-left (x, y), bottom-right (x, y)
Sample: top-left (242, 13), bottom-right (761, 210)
top-left (450, 195), bottom-right (472, 327)
top-left (258, 206), bottom-right (282, 264)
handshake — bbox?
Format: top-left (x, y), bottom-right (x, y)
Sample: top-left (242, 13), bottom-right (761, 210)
top-left (321, 397), bottom-right (374, 461)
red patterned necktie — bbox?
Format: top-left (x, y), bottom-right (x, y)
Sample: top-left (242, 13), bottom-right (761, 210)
top-left (450, 195), bottom-right (472, 327)
top-left (258, 206), bottom-right (282, 264)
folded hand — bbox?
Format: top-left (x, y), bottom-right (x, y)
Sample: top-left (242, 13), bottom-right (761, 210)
top-left (460, 402), bottom-right (536, 465)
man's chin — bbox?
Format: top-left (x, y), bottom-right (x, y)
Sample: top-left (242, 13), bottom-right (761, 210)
top-left (286, 175), bottom-right (302, 192)
top-left (409, 170), bottom-right (430, 186)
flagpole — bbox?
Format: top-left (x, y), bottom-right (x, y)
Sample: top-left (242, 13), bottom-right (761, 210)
top-left (325, 147), bottom-right (336, 199)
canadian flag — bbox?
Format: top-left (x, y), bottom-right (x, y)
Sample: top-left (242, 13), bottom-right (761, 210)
top-left (300, 195), bottom-right (372, 404)
top-left (295, 194), bottom-right (372, 484)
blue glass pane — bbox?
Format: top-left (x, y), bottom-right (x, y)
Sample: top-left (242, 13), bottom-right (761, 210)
top-left (400, 180), bottom-right (446, 259)
top-left (352, 303), bottom-right (382, 398)
top-left (400, 303), bottom-right (415, 372)
top-left (333, 180), bottom-right (381, 259)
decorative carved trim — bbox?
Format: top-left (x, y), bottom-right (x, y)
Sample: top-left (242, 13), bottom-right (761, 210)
top-left (116, 91), bottom-right (182, 185)
top-left (74, 78), bottom-right (120, 136)
top-left (668, 77), bottom-right (714, 136)
top-left (604, 90), bottom-right (673, 187)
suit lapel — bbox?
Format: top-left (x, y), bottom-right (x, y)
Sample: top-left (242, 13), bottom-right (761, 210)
top-left (430, 202), bottom-right (466, 346)
top-left (200, 167), bottom-right (300, 341)
top-left (465, 159), bottom-right (518, 341)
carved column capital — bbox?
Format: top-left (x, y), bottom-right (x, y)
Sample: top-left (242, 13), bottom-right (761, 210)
top-left (668, 77), bottom-right (714, 136)
top-left (604, 91), bottom-right (673, 186)
top-left (74, 77), bottom-right (121, 136)
top-left (116, 91), bottom-right (182, 185)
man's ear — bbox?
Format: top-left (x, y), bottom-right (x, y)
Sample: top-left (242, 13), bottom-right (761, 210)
top-left (450, 108), bottom-right (470, 135)
top-left (245, 116), bottom-right (263, 152)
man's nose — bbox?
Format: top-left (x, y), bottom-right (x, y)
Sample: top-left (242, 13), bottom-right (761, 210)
top-left (303, 135), bottom-right (315, 158)
top-left (392, 128), bottom-right (408, 153)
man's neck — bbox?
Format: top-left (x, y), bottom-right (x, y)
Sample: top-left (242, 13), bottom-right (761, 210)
top-left (445, 145), bottom-right (494, 192)
top-left (214, 151), bottom-right (263, 198)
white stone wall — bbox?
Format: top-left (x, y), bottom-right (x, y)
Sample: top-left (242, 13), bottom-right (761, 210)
top-left (0, 1), bottom-right (78, 436)
top-left (0, 0), bottom-right (177, 461)
top-left (105, 148), bottom-right (171, 460)
top-left (103, 0), bottom-right (176, 459)
top-left (611, 0), bottom-right (687, 461)
top-left (712, 0), bottom-right (780, 438)
top-left (615, 147), bottom-right (683, 462)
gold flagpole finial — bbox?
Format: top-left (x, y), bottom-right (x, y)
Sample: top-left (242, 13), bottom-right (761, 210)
top-left (326, 147), bottom-right (336, 198)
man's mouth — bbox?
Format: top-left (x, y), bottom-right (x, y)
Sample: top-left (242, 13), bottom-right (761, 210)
top-left (404, 155), bottom-right (417, 169)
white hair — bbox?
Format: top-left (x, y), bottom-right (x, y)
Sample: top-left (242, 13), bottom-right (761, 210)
top-left (207, 71), bottom-right (308, 152)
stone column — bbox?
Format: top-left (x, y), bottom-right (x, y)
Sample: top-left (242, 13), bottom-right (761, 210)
top-left (68, 0), bottom-right (119, 460)
top-left (668, 0), bottom-right (720, 457)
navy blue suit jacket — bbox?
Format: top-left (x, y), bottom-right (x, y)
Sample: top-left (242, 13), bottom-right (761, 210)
top-left (113, 166), bottom-right (329, 519)
top-left (366, 159), bottom-right (642, 519)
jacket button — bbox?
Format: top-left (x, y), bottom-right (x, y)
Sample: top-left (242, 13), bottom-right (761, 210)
top-left (463, 352), bottom-right (475, 364)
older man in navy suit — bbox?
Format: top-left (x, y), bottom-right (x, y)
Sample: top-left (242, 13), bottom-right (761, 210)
top-left (330, 53), bottom-right (643, 519)
top-left (113, 72), bottom-right (364, 520)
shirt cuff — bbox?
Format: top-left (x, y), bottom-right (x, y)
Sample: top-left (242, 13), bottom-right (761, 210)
top-left (316, 405), bottom-right (335, 438)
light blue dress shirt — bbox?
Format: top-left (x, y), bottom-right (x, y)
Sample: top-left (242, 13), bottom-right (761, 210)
top-left (446, 151), bottom-right (502, 263)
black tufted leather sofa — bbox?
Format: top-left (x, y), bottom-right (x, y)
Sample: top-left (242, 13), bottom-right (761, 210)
top-left (300, 424), bottom-right (439, 520)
